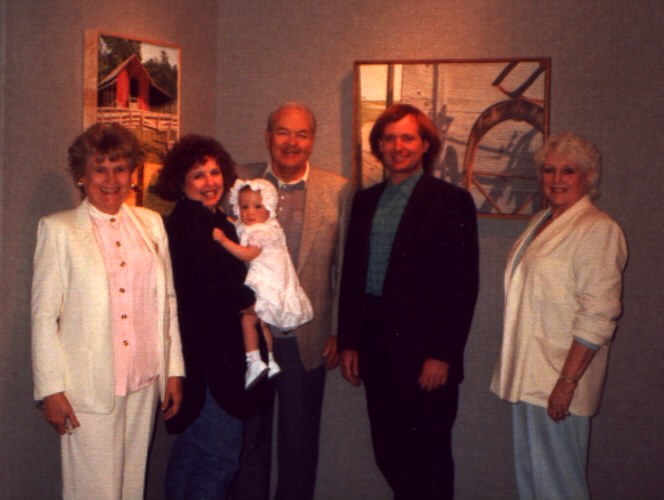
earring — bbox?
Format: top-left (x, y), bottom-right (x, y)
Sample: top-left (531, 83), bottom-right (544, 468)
top-left (77, 181), bottom-right (83, 187)
top-left (131, 183), bottom-right (138, 190)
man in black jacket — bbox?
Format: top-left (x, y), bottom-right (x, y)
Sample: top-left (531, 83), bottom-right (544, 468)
top-left (339, 104), bottom-right (479, 500)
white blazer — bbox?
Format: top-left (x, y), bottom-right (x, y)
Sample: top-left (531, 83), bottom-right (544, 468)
top-left (31, 199), bottom-right (184, 414)
top-left (490, 196), bottom-right (627, 416)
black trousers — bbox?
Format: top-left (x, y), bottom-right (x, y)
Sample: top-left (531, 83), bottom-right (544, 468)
top-left (361, 296), bottom-right (459, 500)
top-left (230, 338), bottom-right (326, 500)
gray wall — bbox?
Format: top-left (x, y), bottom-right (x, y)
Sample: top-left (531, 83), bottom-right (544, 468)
top-left (1, 1), bottom-right (662, 498)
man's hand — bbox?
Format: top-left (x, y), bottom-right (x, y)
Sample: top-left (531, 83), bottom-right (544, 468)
top-left (322, 336), bottom-right (340, 370)
top-left (340, 349), bottom-right (361, 387)
top-left (162, 376), bottom-right (184, 420)
top-left (418, 359), bottom-right (449, 392)
top-left (42, 392), bottom-right (80, 435)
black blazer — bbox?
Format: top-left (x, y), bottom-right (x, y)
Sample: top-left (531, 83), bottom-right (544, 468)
top-left (165, 197), bottom-right (269, 432)
top-left (338, 174), bottom-right (479, 385)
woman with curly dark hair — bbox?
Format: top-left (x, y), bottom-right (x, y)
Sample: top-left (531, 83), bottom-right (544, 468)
top-left (156, 134), bottom-right (270, 499)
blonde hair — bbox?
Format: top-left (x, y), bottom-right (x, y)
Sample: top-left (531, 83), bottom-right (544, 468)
top-left (535, 131), bottom-right (602, 199)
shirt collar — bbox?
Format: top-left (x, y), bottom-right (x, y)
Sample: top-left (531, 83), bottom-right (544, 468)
top-left (385, 170), bottom-right (422, 197)
top-left (87, 200), bottom-right (123, 222)
top-left (265, 161), bottom-right (309, 189)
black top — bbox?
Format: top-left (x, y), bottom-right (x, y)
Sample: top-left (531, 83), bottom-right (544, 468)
top-left (165, 197), bottom-right (270, 432)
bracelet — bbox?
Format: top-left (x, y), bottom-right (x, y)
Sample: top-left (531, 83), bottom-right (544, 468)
top-left (559, 375), bottom-right (578, 385)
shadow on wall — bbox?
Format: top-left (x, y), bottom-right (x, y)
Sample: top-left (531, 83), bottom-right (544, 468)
top-left (0, 170), bottom-right (74, 497)
top-left (4, 169), bottom-right (75, 386)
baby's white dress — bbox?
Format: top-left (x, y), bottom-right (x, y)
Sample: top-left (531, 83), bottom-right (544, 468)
top-left (236, 219), bottom-right (313, 330)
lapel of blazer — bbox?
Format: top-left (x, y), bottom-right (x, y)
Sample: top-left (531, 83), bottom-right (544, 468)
top-left (123, 204), bottom-right (159, 257)
top-left (524, 196), bottom-right (593, 257)
top-left (73, 200), bottom-right (105, 265)
top-left (298, 168), bottom-right (320, 271)
top-left (242, 163), bottom-right (324, 273)
top-left (72, 201), bottom-right (112, 313)
top-left (389, 174), bottom-right (430, 259)
top-left (506, 196), bottom-right (593, 292)
top-left (122, 204), bottom-right (166, 322)
top-left (359, 181), bottom-right (386, 248)
top-left (505, 209), bottom-right (549, 293)
top-left (343, 181), bottom-right (385, 281)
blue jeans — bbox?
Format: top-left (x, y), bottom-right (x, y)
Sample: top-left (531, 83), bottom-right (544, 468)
top-left (166, 388), bottom-right (244, 500)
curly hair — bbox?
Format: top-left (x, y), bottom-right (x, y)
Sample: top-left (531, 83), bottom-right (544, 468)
top-left (155, 134), bottom-right (238, 201)
top-left (368, 103), bottom-right (442, 173)
top-left (68, 123), bottom-right (144, 184)
top-left (534, 131), bottom-right (602, 199)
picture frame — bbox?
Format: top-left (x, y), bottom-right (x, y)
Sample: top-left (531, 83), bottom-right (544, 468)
top-left (84, 30), bottom-right (181, 214)
top-left (354, 58), bottom-right (551, 218)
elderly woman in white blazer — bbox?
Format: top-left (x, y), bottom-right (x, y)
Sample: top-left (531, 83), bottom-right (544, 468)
top-left (491, 132), bottom-right (627, 500)
top-left (31, 123), bottom-right (184, 500)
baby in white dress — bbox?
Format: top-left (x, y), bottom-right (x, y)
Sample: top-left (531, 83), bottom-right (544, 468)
top-left (213, 179), bottom-right (313, 389)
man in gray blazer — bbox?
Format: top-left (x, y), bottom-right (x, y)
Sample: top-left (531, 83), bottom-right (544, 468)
top-left (231, 102), bottom-right (352, 500)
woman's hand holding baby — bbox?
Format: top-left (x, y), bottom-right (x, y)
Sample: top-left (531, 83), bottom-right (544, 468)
top-left (212, 228), bottom-right (229, 246)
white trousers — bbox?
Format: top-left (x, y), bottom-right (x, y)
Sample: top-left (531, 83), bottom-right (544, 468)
top-left (61, 382), bottom-right (158, 500)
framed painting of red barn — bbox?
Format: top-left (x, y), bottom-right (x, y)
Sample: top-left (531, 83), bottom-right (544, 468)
top-left (84, 31), bottom-right (180, 214)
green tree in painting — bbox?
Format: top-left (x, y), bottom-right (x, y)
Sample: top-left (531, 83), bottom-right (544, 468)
top-left (143, 50), bottom-right (178, 98)
top-left (98, 36), bottom-right (142, 81)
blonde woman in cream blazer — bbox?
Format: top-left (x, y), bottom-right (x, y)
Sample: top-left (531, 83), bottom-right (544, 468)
top-left (491, 132), bottom-right (627, 500)
top-left (31, 123), bottom-right (184, 500)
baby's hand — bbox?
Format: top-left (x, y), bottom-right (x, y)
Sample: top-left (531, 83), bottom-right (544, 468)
top-left (212, 228), bottom-right (225, 243)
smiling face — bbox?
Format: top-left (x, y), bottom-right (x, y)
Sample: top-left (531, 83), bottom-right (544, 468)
top-left (183, 156), bottom-right (224, 210)
top-left (79, 156), bottom-right (132, 214)
top-left (238, 189), bottom-right (270, 226)
top-left (378, 114), bottom-right (429, 184)
top-left (265, 107), bottom-right (315, 182)
top-left (540, 152), bottom-right (591, 217)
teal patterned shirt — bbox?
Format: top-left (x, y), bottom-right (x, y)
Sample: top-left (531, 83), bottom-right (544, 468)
top-left (365, 170), bottom-right (423, 296)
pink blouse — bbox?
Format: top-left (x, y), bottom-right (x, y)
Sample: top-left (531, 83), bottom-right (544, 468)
top-left (90, 205), bottom-right (160, 396)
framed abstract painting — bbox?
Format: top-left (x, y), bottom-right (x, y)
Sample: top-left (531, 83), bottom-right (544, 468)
top-left (354, 58), bottom-right (550, 218)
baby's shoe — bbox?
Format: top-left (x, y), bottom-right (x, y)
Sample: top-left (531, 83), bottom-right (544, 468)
top-left (268, 360), bottom-right (281, 378)
top-left (245, 359), bottom-right (268, 390)
top-left (267, 352), bottom-right (281, 378)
